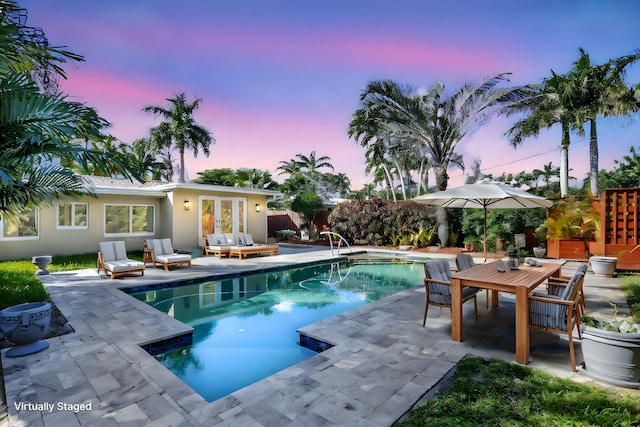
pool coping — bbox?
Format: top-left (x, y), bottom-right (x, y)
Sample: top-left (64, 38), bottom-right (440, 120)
top-left (2, 248), bottom-right (632, 426)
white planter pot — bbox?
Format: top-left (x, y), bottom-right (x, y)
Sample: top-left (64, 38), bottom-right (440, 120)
top-left (581, 325), bottom-right (640, 388)
top-left (31, 255), bottom-right (52, 276)
top-left (533, 247), bottom-right (546, 258)
top-left (589, 256), bottom-right (617, 277)
top-left (0, 302), bottom-right (51, 357)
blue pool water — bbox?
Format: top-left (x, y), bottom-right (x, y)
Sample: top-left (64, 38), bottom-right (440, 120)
top-left (129, 259), bottom-right (424, 402)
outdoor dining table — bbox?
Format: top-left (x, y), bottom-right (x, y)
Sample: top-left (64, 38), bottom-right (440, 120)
top-left (450, 261), bottom-right (562, 365)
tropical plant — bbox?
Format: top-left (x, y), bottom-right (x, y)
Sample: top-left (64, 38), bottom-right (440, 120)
top-left (594, 145), bottom-right (640, 190)
top-left (276, 152), bottom-right (349, 203)
top-left (290, 192), bottom-right (324, 235)
top-left (505, 71), bottom-right (578, 197)
top-left (143, 93), bottom-right (214, 183)
top-left (544, 197), bottom-right (600, 240)
top-left (0, 1), bottom-right (140, 222)
top-left (567, 48), bottom-right (640, 196)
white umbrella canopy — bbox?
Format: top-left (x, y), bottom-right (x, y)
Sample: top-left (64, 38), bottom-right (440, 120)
top-left (413, 181), bottom-right (553, 255)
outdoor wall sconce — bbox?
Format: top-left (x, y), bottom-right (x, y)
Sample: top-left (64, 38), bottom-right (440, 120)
top-left (184, 200), bottom-right (190, 211)
top-left (255, 204), bottom-right (261, 213)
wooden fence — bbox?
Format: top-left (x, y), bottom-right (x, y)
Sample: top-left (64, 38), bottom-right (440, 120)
top-left (267, 209), bottom-right (331, 238)
top-left (601, 188), bottom-right (640, 270)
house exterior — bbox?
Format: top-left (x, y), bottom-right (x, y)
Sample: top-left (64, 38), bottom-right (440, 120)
top-left (0, 176), bottom-right (282, 260)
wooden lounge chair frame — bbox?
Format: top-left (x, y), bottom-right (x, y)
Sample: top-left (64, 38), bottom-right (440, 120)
top-left (145, 238), bottom-right (192, 271)
top-left (202, 234), bottom-right (231, 258)
top-left (98, 241), bottom-right (145, 279)
top-left (229, 245), bottom-right (279, 259)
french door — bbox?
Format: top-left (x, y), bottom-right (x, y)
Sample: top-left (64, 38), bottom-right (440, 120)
top-left (199, 197), bottom-right (246, 244)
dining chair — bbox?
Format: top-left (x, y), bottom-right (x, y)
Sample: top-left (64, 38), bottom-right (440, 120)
top-left (455, 253), bottom-right (490, 308)
top-left (544, 264), bottom-right (588, 315)
top-left (528, 269), bottom-right (585, 372)
top-left (423, 259), bottom-right (479, 326)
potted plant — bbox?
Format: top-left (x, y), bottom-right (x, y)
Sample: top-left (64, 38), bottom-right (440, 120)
top-left (544, 197), bottom-right (600, 259)
top-left (581, 305), bottom-right (640, 388)
top-left (533, 223), bottom-right (547, 258)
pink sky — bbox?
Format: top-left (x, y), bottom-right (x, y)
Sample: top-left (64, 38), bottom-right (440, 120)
top-left (21, 0), bottom-right (640, 189)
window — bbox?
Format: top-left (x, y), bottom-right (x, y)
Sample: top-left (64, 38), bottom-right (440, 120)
top-left (56, 203), bottom-right (88, 229)
top-left (1, 209), bottom-right (39, 240)
top-left (105, 204), bottom-right (154, 235)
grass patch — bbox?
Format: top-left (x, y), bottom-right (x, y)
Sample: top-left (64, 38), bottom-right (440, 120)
top-left (0, 252), bottom-right (144, 310)
top-left (397, 356), bottom-right (640, 427)
top-left (619, 274), bottom-right (640, 323)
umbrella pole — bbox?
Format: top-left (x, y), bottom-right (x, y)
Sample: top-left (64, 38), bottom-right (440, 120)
top-left (483, 207), bottom-right (487, 257)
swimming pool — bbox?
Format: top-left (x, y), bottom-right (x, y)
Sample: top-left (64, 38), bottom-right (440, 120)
top-left (128, 258), bottom-right (424, 402)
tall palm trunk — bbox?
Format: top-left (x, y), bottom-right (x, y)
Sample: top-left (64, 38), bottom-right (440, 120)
top-left (382, 164), bottom-right (396, 202)
top-left (589, 119), bottom-right (598, 196)
top-left (560, 125), bottom-right (570, 197)
top-left (179, 150), bottom-right (186, 183)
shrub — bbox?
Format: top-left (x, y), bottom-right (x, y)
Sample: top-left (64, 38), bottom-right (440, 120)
top-left (276, 229), bottom-right (297, 242)
top-left (328, 198), bottom-right (437, 247)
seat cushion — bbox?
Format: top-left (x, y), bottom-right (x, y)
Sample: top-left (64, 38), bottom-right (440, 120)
top-left (103, 259), bottom-right (144, 272)
top-left (425, 259), bottom-right (452, 282)
top-left (208, 234), bottom-right (230, 245)
top-left (99, 242), bottom-right (117, 262)
top-left (160, 238), bottom-right (174, 255)
top-left (244, 234), bottom-right (255, 246)
top-left (155, 254), bottom-right (191, 264)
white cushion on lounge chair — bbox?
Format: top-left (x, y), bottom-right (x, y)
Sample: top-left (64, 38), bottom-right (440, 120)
top-left (99, 241), bottom-right (131, 262)
top-left (244, 234), bottom-right (255, 246)
top-left (207, 234), bottom-right (230, 246)
top-left (103, 259), bottom-right (145, 272)
top-left (99, 241), bottom-right (117, 262)
top-left (154, 253), bottom-right (192, 264)
top-left (234, 233), bottom-right (247, 246)
top-left (223, 233), bottom-right (235, 245)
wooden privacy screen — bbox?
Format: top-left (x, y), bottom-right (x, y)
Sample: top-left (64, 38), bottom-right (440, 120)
top-left (602, 188), bottom-right (640, 270)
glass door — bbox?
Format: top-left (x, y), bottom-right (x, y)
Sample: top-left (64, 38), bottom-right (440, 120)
top-left (199, 197), bottom-right (247, 244)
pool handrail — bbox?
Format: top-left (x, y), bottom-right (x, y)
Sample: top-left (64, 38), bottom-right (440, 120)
top-left (320, 231), bottom-right (352, 256)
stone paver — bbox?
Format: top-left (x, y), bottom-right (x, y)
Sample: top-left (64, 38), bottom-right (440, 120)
top-left (1, 247), bottom-right (637, 426)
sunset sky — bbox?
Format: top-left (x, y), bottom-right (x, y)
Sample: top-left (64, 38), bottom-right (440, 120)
top-left (20, 0), bottom-right (640, 189)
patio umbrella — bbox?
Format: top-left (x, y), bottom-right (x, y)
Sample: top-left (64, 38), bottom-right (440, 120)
top-left (413, 181), bottom-right (553, 255)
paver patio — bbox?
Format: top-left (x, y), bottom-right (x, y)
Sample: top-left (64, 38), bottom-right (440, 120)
top-left (1, 247), bottom-right (636, 426)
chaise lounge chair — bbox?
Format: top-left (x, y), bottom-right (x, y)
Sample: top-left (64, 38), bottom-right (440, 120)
top-left (202, 234), bottom-right (232, 257)
top-left (98, 241), bottom-right (145, 279)
top-left (145, 238), bottom-right (192, 271)
top-left (228, 233), bottom-right (279, 259)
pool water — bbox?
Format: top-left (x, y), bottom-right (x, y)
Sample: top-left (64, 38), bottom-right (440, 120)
top-left (129, 259), bottom-right (424, 402)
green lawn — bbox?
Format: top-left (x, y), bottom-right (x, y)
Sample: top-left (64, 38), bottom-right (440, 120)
top-left (0, 252), bottom-right (143, 310)
top-left (397, 356), bottom-right (640, 426)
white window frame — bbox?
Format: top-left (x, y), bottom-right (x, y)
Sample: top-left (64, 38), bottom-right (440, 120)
top-left (56, 202), bottom-right (89, 230)
top-left (0, 209), bottom-right (39, 240)
top-left (104, 203), bottom-right (155, 236)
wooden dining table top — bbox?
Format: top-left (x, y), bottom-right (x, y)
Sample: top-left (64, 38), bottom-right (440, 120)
top-left (451, 261), bottom-right (562, 292)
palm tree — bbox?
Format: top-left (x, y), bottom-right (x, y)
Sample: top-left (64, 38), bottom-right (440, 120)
top-left (567, 48), bottom-right (640, 195)
top-left (292, 151), bottom-right (334, 174)
top-left (351, 75), bottom-right (527, 192)
top-left (0, 2), bottom-right (140, 221)
top-left (505, 71), bottom-right (578, 196)
top-left (143, 93), bottom-right (214, 183)
top-left (351, 75), bottom-right (528, 246)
